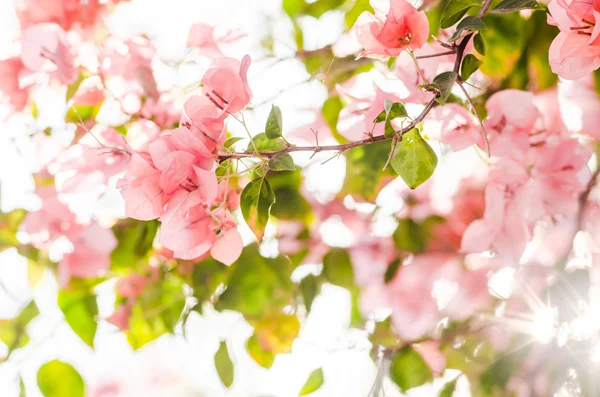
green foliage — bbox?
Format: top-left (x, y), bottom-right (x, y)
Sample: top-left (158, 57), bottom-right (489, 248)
top-left (269, 153), bottom-right (296, 171)
top-left (265, 105), bottom-right (283, 139)
top-left (267, 170), bottom-right (313, 223)
top-left (214, 341), bottom-right (235, 388)
top-left (383, 258), bottom-right (402, 283)
top-left (341, 140), bottom-right (395, 199)
top-left (448, 16), bottom-right (486, 42)
top-left (215, 245), bottom-right (295, 318)
top-left (58, 288), bottom-right (98, 348)
top-left (322, 248), bottom-right (354, 290)
top-left (370, 317), bottom-right (399, 348)
top-left (37, 360), bottom-right (84, 397)
top-left (439, 378), bottom-right (459, 397)
top-left (374, 100), bottom-right (408, 138)
top-left (299, 274), bottom-right (321, 312)
top-left (345, 0), bottom-right (372, 28)
top-left (241, 177), bottom-right (276, 241)
top-left (393, 216), bottom-right (444, 253)
top-left (249, 133), bottom-right (287, 152)
top-left (440, 0), bottom-right (482, 29)
top-left (246, 333), bottom-right (275, 369)
top-left (299, 368), bottom-right (324, 395)
top-left (461, 54), bottom-right (483, 80)
top-left (126, 275), bottom-right (186, 349)
top-left (0, 209), bottom-right (26, 252)
top-left (479, 13), bottom-right (525, 78)
top-left (489, 0), bottom-right (538, 13)
top-left (421, 72), bottom-right (458, 105)
top-left (111, 220), bottom-right (158, 271)
top-left (191, 258), bottom-right (230, 312)
top-left (473, 33), bottom-right (486, 55)
top-left (499, 10), bottom-right (558, 90)
top-left (321, 96), bottom-right (347, 143)
top-left (594, 69), bottom-right (600, 95)
top-left (283, 0), bottom-right (345, 18)
top-left (0, 300), bottom-right (39, 357)
top-left (66, 72), bottom-right (90, 102)
top-left (391, 129), bottom-right (438, 189)
top-left (389, 346), bottom-right (433, 392)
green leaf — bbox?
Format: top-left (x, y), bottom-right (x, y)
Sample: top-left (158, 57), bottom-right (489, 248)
top-left (322, 248), bottom-right (354, 290)
top-left (489, 0), bottom-right (538, 13)
top-left (594, 69), bottom-right (600, 95)
top-left (214, 341), bottom-right (234, 388)
top-left (224, 136), bottom-right (244, 149)
top-left (19, 377), bottom-right (26, 397)
top-left (249, 133), bottom-right (287, 152)
top-left (439, 378), bottom-right (458, 397)
top-left (341, 140), bottom-right (395, 199)
top-left (460, 54), bottom-right (483, 80)
top-left (383, 258), bottom-right (402, 283)
top-left (58, 289), bottom-right (98, 348)
top-left (299, 275), bottom-right (320, 312)
top-left (370, 317), bottom-right (399, 348)
top-left (374, 101), bottom-right (408, 138)
top-left (0, 209), bottom-right (27, 252)
top-left (440, 0), bottom-right (481, 29)
top-left (125, 275), bottom-right (185, 349)
top-left (246, 333), bottom-right (275, 369)
top-left (251, 313), bottom-right (300, 355)
top-left (269, 153), bottom-right (296, 171)
top-left (479, 13), bottom-right (525, 77)
top-left (422, 72), bottom-right (458, 105)
top-left (270, 187), bottom-right (313, 222)
top-left (0, 300), bottom-right (39, 356)
top-left (374, 101), bottom-right (408, 123)
top-left (66, 72), bottom-right (90, 102)
top-left (299, 368), bottom-right (324, 395)
top-left (191, 258), bottom-right (230, 312)
top-left (393, 216), bottom-right (444, 253)
top-left (389, 346), bottom-right (433, 392)
top-left (473, 33), bottom-right (486, 55)
top-left (321, 96), bottom-right (345, 143)
top-left (391, 129), bottom-right (438, 189)
top-left (345, 0), bottom-right (372, 28)
top-left (241, 177), bottom-right (276, 241)
top-left (265, 105), bottom-right (283, 139)
top-left (111, 220), bottom-right (158, 271)
top-left (37, 360), bottom-right (84, 397)
top-left (448, 16), bottom-right (486, 42)
top-left (215, 245), bottom-right (295, 317)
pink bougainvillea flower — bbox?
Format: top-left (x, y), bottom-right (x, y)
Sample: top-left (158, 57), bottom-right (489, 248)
top-left (181, 94), bottom-right (228, 152)
top-left (201, 55), bottom-right (252, 114)
top-left (118, 152), bottom-right (166, 221)
top-left (557, 74), bottom-right (600, 139)
top-left (116, 274), bottom-right (147, 298)
top-left (186, 23), bottom-right (246, 58)
top-left (158, 190), bottom-right (215, 260)
top-left (20, 186), bottom-right (80, 248)
top-left (350, 0), bottom-right (430, 58)
top-left (336, 78), bottom-right (404, 140)
top-left (20, 23), bottom-right (77, 84)
top-left (14, 0), bottom-right (123, 31)
top-left (106, 304), bottom-right (132, 331)
top-left (0, 58), bottom-right (30, 112)
top-left (547, 0), bottom-right (600, 79)
top-left (425, 104), bottom-right (483, 151)
top-left (210, 226), bottom-right (243, 266)
top-left (60, 223), bottom-right (117, 285)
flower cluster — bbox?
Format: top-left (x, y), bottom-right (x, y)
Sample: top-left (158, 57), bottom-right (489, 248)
top-left (118, 55), bottom-right (252, 264)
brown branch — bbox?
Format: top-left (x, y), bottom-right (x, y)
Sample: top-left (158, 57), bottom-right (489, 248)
top-left (416, 50), bottom-right (456, 59)
top-left (219, 0), bottom-right (495, 163)
top-left (218, 99), bottom-right (437, 161)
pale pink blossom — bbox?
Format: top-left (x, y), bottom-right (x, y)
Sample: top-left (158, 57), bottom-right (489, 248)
top-left (20, 23), bottom-right (77, 84)
top-left (186, 23), bottom-right (245, 57)
top-left (0, 58), bottom-right (30, 112)
top-left (201, 55), bottom-right (252, 114)
top-left (349, 0), bottom-right (430, 58)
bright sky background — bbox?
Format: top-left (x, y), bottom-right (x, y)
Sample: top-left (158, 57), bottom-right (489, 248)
top-left (0, 0), bottom-right (471, 396)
